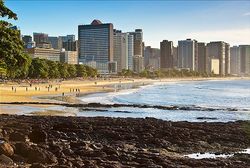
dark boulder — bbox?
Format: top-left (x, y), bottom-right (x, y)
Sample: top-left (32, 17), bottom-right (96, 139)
top-left (29, 129), bottom-right (47, 143)
top-left (0, 154), bottom-right (13, 165)
top-left (0, 141), bottom-right (14, 156)
top-left (9, 132), bottom-right (28, 142)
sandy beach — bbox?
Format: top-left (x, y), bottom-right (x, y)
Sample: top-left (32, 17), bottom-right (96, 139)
top-left (1, 77), bottom-right (248, 103)
top-left (0, 78), bottom-right (150, 103)
top-left (0, 77), bottom-right (249, 115)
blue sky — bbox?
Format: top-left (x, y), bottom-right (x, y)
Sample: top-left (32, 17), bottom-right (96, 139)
top-left (4, 0), bottom-right (250, 48)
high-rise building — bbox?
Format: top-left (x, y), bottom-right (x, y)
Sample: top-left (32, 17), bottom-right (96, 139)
top-left (173, 46), bottom-right (178, 68)
top-left (78, 20), bottom-right (114, 74)
top-left (178, 39), bottom-right (197, 71)
top-left (63, 40), bottom-right (77, 51)
top-left (22, 35), bottom-right (32, 48)
top-left (129, 29), bottom-right (143, 55)
top-left (144, 46), bottom-right (150, 67)
top-left (160, 40), bottom-right (173, 69)
top-left (239, 45), bottom-right (250, 75)
top-left (230, 46), bottom-right (240, 75)
top-left (60, 51), bottom-right (78, 64)
top-left (59, 35), bottom-right (76, 50)
top-left (48, 36), bottom-right (59, 49)
top-left (210, 58), bottom-right (220, 75)
top-left (144, 46), bottom-right (160, 70)
top-left (225, 43), bottom-right (230, 75)
top-left (113, 30), bottom-right (128, 72)
top-left (197, 42), bottom-right (207, 73)
top-left (128, 34), bottom-right (134, 71)
top-left (129, 29), bottom-right (144, 72)
top-left (33, 33), bottom-right (49, 45)
top-left (133, 55), bottom-right (144, 73)
top-left (206, 41), bottom-right (230, 75)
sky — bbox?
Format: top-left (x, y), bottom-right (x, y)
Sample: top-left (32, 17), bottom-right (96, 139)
top-left (3, 0), bottom-right (250, 48)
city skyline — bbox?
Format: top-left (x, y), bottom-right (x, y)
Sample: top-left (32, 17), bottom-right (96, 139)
top-left (4, 0), bottom-right (250, 48)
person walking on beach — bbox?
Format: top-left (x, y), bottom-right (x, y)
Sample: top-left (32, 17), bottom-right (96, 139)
top-left (14, 88), bottom-right (16, 93)
top-left (26, 87), bottom-right (28, 91)
top-left (12, 86), bottom-right (14, 91)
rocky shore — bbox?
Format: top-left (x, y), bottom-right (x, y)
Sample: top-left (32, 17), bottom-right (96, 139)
top-left (0, 115), bottom-right (249, 167)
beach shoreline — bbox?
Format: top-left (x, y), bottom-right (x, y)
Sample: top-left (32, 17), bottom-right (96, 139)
top-left (1, 76), bottom-right (250, 115)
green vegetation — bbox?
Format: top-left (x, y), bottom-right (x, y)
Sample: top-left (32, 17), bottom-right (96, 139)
top-left (27, 58), bottom-right (97, 79)
top-left (0, 0), bottom-right (32, 78)
top-left (119, 68), bottom-right (218, 78)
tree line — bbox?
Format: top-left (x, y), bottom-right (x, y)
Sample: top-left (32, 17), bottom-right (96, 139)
top-left (119, 69), bottom-right (219, 78)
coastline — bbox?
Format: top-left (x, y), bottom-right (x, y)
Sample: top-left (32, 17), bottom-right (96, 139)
top-left (0, 78), bottom-right (249, 167)
top-left (0, 76), bottom-right (250, 115)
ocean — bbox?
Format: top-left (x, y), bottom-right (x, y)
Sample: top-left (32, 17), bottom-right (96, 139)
top-left (79, 79), bottom-right (250, 122)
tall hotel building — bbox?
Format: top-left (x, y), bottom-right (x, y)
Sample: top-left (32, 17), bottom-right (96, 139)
top-left (230, 46), bottom-right (240, 75)
top-left (129, 29), bottom-right (144, 73)
top-left (33, 33), bottom-right (49, 45)
top-left (160, 40), bottom-right (173, 69)
top-left (197, 42), bottom-right (207, 73)
top-left (78, 20), bottom-right (114, 74)
top-left (113, 30), bottom-right (128, 73)
top-left (113, 30), bottom-right (134, 73)
top-left (144, 46), bottom-right (160, 70)
top-left (206, 41), bottom-right (230, 75)
top-left (239, 45), bottom-right (250, 75)
top-left (178, 39), bottom-right (197, 71)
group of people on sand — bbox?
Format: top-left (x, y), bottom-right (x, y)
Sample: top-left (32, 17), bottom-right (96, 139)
top-left (69, 88), bottom-right (81, 97)
top-left (11, 84), bottom-right (61, 93)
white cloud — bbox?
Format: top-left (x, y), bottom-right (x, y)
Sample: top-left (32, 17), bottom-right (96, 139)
top-left (243, 12), bottom-right (250, 16)
top-left (185, 28), bottom-right (250, 45)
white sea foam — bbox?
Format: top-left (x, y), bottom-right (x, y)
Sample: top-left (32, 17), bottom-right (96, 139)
top-left (185, 148), bottom-right (250, 159)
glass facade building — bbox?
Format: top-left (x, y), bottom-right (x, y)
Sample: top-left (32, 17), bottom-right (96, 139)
top-left (78, 20), bottom-right (114, 74)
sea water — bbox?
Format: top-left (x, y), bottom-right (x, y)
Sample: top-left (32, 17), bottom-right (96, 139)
top-left (79, 79), bottom-right (250, 122)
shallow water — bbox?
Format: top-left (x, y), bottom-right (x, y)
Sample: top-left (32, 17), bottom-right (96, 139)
top-left (79, 80), bottom-right (250, 122)
top-left (184, 148), bottom-right (250, 159)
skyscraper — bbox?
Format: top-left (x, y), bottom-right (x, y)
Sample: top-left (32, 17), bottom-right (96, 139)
top-left (129, 29), bottom-right (143, 56)
top-left (59, 35), bottom-right (76, 50)
top-left (225, 43), bottom-right (230, 75)
top-left (230, 46), bottom-right (240, 75)
top-left (144, 46), bottom-right (160, 70)
top-left (63, 40), bottom-right (77, 51)
top-left (127, 34), bottom-right (134, 71)
top-left (178, 39), bottom-right (197, 71)
top-left (206, 41), bottom-right (230, 75)
top-left (33, 32), bottom-right (49, 45)
top-left (197, 42), bottom-right (207, 73)
top-left (78, 20), bottom-right (114, 74)
top-left (113, 30), bottom-right (128, 72)
top-left (173, 46), bottom-right (178, 68)
top-left (129, 29), bottom-right (144, 73)
top-left (239, 45), bottom-right (250, 75)
top-left (160, 40), bottom-right (173, 69)
top-left (48, 36), bottom-right (59, 49)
